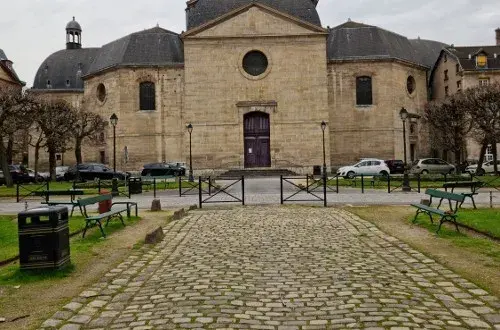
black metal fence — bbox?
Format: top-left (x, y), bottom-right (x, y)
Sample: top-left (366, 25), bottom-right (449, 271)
top-left (179, 176), bottom-right (212, 197)
top-left (198, 176), bottom-right (245, 208)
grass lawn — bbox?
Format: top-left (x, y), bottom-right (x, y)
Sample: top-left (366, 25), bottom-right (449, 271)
top-left (0, 216), bottom-right (18, 261)
top-left (0, 215), bottom-right (140, 285)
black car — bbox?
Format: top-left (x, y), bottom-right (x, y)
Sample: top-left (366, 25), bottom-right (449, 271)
top-left (64, 163), bottom-right (130, 181)
top-left (141, 162), bottom-right (186, 177)
top-left (0, 165), bottom-right (31, 185)
top-left (384, 159), bottom-right (405, 174)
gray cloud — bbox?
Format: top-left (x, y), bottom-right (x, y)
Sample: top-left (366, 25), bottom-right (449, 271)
top-left (1, 0), bottom-right (499, 88)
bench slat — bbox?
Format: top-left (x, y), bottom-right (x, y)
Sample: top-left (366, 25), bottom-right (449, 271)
top-left (86, 207), bottom-right (127, 220)
top-left (78, 194), bottom-right (112, 206)
top-left (411, 203), bottom-right (449, 216)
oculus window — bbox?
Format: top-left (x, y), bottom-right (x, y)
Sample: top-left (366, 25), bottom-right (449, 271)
top-left (140, 82), bottom-right (156, 111)
top-left (242, 51), bottom-right (268, 76)
top-left (356, 76), bottom-right (372, 105)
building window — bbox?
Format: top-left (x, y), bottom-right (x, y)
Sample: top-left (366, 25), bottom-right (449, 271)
top-left (445, 86), bottom-right (449, 96)
top-left (444, 70), bottom-right (449, 81)
top-left (356, 76), bottom-right (372, 105)
top-left (139, 82), bottom-right (156, 111)
top-left (455, 63), bottom-right (460, 74)
top-left (97, 83), bottom-right (106, 102)
top-left (479, 78), bottom-right (490, 87)
top-left (407, 76), bottom-right (416, 95)
top-left (476, 54), bottom-right (487, 68)
top-left (242, 51), bottom-right (268, 76)
top-left (457, 80), bottom-right (462, 91)
top-left (444, 54), bottom-right (448, 62)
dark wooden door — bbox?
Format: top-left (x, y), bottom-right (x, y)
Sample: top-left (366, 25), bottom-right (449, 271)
top-left (244, 112), bottom-right (271, 168)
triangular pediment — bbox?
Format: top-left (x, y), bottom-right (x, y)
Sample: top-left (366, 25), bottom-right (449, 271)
top-left (183, 3), bottom-right (327, 38)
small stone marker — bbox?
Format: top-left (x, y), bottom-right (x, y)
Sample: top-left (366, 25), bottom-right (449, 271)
top-left (145, 227), bottom-right (165, 244)
top-left (151, 199), bottom-right (162, 211)
top-left (189, 204), bottom-right (198, 211)
top-left (172, 208), bottom-right (186, 220)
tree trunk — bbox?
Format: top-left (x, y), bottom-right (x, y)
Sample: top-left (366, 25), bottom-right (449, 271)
top-left (6, 134), bottom-right (14, 165)
top-left (493, 143), bottom-right (498, 175)
top-left (34, 142), bottom-right (40, 178)
top-left (0, 139), bottom-right (14, 187)
top-left (454, 149), bottom-right (462, 174)
top-left (48, 148), bottom-right (57, 181)
top-left (75, 138), bottom-right (83, 164)
top-left (476, 142), bottom-right (488, 174)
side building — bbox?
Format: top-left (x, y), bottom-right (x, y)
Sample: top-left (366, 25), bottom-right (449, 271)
top-left (430, 28), bottom-right (500, 161)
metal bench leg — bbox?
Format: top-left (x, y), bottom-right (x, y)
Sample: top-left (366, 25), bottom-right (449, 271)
top-left (97, 220), bottom-right (106, 238)
top-left (436, 217), bottom-right (445, 233)
top-left (119, 213), bottom-right (125, 226)
top-left (471, 197), bottom-right (477, 209)
top-left (82, 221), bottom-right (90, 238)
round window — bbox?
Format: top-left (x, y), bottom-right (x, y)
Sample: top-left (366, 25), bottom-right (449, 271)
top-left (97, 83), bottom-right (106, 102)
top-left (242, 51), bottom-right (268, 76)
top-left (407, 76), bottom-right (416, 95)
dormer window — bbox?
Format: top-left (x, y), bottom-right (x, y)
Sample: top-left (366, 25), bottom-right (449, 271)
top-left (476, 54), bottom-right (487, 68)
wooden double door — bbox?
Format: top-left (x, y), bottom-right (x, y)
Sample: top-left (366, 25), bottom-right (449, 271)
top-left (244, 112), bottom-right (271, 168)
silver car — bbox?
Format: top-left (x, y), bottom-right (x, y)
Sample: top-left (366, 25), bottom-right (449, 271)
top-left (410, 158), bottom-right (455, 175)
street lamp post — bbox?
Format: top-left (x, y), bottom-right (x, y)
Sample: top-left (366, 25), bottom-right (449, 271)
top-left (110, 113), bottom-right (118, 173)
top-left (399, 107), bottom-right (411, 192)
top-left (187, 123), bottom-right (194, 182)
top-left (321, 121), bottom-right (327, 176)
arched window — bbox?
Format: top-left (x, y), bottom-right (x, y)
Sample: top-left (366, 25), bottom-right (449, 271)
top-left (140, 82), bottom-right (156, 111)
top-left (356, 76), bottom-right (372, 105)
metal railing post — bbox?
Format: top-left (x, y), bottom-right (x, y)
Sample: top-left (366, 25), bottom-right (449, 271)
top-left (198, 176), bottom-right (203, 209)
top-left (387, 175), bottom-right (391, 194)
top-left (418, 174), bottom-right (421, 193)
top-left (323, 173), bottom-right (327, 207)
top-left (241, 176), bottom-right (245, 206)
top-left (178, 176), bottom-right (182, 197)
top-left (153, 178), bottom-right (157, 199)
top-left (280, 175), bottom-right (284, 204)
top-left (361, 174), bottom-right (364, 194)
top-left (306, 175), bottom-right (309, 193)
top-left (336, 175), bottom-right (339, 193)
top-left (16, 183), bottom-right (20, 203)
top-left (98, 179), bottom-right (101, 194)
top-left (209, 177), bottom-right (212, 196)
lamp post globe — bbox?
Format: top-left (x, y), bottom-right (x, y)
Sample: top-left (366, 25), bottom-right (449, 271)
top-left (399, 107), bottom-right (411, 192)
top-left (187, 124), bottom-right (194, 182)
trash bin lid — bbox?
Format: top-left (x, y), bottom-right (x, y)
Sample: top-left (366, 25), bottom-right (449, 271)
top-left (18, 206), bottom-right (68, 217)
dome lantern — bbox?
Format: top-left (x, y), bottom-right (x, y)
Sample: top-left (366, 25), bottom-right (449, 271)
top-left (66, 17), bottom-right (82, 49)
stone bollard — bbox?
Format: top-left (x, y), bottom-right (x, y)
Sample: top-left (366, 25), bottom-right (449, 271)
top-left (151, 199), bottom-right (162, 211)
top-left (189, 204), bottom-right (198, 211)
top-left (172, 208), bottom-right (186, 220)
top-left (145, 227), bottom-right (165, 244)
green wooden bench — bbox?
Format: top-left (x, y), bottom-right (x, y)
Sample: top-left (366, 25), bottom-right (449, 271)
top-left (77, 194), bottom-right (137, 238)
top-left (443, 181), bottom-right (483, 209)
top-left (34, 189), bottom-right (85, 216)
top-left (411, 188), bottom-right (465, 233)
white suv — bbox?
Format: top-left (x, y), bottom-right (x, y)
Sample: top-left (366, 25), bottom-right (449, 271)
top-left (465, 160), bottom-right (500, 175)
top-left (337, 159), bottom-right (390, 179)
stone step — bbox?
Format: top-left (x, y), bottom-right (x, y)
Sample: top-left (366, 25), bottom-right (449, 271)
top-left (218, 168), bottom-right (299, 178)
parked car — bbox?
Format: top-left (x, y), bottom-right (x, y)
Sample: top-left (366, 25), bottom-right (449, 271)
top-left (56, 166), bottom-right (69, 181)
top-left (384, 159), bottom-right (405, 174)
top-left (0, 165), bottom-right (31, 185)
top-left (409, 158), bottom-right (455, 175)
top-left (337, 159), bottom-right (390, 179)
top-left (27, 168), bottom-right (49, 182)
top-left (141, 162), bottom-right (186, 177)
top-left (64, 163), bottom-right (130, 181)
top-left (465, 160), bottom-right (500, 175)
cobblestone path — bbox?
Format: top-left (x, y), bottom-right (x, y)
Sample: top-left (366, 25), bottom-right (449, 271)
top-left (42, 207), bottom-right (500, 329)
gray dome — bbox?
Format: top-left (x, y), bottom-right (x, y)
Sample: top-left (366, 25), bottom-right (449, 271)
top-left (32, 48), bottom-right (99, 90)
top-left (66, 17), bottom-right (82, 31)
top-left (86, 27), bottom-right (184, 76)
top-left (327, 21), bottom-right (443, 68)
top-left (186, 0), bottom-right (322, 30)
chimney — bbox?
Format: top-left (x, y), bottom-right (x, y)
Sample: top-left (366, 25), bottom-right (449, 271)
top-left (497, 28), bottom-right (500, 45)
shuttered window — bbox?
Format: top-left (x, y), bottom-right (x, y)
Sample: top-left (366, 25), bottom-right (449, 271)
top-left (356, 76), bottom-right (372, 105)
top-left (140, 82), bottom-right (156, 111)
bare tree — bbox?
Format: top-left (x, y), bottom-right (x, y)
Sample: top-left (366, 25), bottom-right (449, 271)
top-left (0, 88), bottom-right (34, 186)
top-left (31, 100), bottom-right (78, 181)
top-left (73, 106), bottom-right (107, 164)
top-left (424, 96), bottom-right (472, 169)
top-left (460, 83), bottom-right (500, 174)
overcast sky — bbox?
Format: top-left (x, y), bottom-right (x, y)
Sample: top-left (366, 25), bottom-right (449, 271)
top-left (1, 0), bottom-right (499, 88)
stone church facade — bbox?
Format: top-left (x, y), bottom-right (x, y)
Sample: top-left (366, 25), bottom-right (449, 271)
top-left (31, 0), bottom-right (445, 174)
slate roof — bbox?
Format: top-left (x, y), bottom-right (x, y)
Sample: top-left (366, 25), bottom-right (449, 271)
top-left (0, 48), bottom-right (7, 61)
top-left (86, 27), bottom-right (184, 76)
top-left (447, 45), bottom-right (500, 70)
top-left (327, 21), bottom-right (445, 68)
top-left (32, 48), bottom-right (100, 90)
top-left (186, 0), bottom-right (321, 30)
top-left (66, 17), bottom-right (82, 31)
top-left (0, 48), bottom-right (25, 86)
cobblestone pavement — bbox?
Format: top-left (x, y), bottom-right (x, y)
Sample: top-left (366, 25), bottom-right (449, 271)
top-left (41, 206), bottom-right (500, 329)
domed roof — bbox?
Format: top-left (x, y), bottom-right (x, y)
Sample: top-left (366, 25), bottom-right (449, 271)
top-left (32, 48), bottom-right (99, 90)
top-left (86, 27), bottom-right (184, 76)
top-left (186, 0), bottom-right (321, 30)
top-left (66, 17), bottom-right (82, 31)
top-left (327, 21), bottom-right (445, 68)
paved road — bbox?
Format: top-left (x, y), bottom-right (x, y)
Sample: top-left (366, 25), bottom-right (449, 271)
top-left (1, 178), bottom-right (498, 214)
top-left (41, 207), bottom-right (499, 329)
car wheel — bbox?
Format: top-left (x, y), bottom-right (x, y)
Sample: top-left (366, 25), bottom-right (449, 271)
top-left (346, 171), bottom-right (355, 179)
top-left (448, 169), bottom-right (454, 175)
top-left (379, 171), bottom-right (389, 178)
top-left (477, 168), bottom-right (485, 176)
top-left (421, 170), bottom-right (429, 175)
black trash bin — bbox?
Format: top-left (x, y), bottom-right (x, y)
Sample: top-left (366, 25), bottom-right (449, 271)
top-left (18, 206), bottom-right (70, 271)
top-left (313, 165), bottom-right (321, 176)
top-left (129, 177), bottom-right (142, 195)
